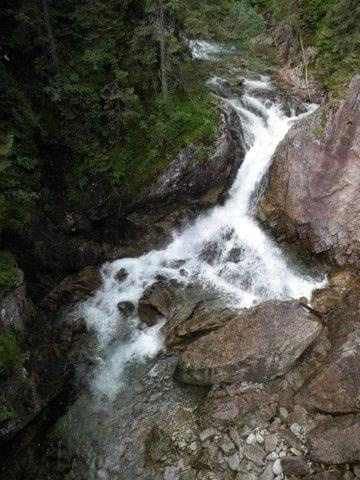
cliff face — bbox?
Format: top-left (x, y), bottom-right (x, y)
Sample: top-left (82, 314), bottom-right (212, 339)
top-left (259, 74), bottom-right (360, 269)
top-left (0, 265), bottom-right (100, 447)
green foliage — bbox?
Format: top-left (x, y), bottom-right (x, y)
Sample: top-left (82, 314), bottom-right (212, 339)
top-left (0, 251), bottom-right (17, 297)
top-left (0, 335), bottom-right (29, 373)
top-left (258, 0), bottom-right (360, 93)
top-left (315, 0), bottom-right (360, 93)
top-left (111, 93), bottom-right (217, 197)
top-left (0, 405), bottom-right (15, 424)
top-left (0, 0), bottom-right (265, 226)
top-left (0, 66), bottom-right (40, 233)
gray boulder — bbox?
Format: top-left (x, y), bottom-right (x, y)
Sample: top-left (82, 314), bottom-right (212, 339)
top-left (176, 300), bottom-right (322, 385)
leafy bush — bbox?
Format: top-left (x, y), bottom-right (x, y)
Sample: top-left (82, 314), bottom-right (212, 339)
top-left (256, 0), bottom-right (360, 93)
top-left (0, 251), bottom-right (17, 297)
top-left (0, 335), bottom-right (29, 373)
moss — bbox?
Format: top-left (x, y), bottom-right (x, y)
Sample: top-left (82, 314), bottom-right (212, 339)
top-left (0, 405), bottom-right (15, 424)
top-left (314, 126), bottom-right (325, 139)
top-left (0, 251), bottom-right (17, 298)
top-left (0, 335), bottom-right (29, 373)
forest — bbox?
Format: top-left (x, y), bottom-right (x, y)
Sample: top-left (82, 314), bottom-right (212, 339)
top-left (0, 0), bottom-right (359, 291)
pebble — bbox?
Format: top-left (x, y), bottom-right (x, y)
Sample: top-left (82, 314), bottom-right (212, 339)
top-left (272, 459), bottom-right (283, 476)
top-left (246, 433), bottom-right (257, 445)
top-left (290, 447), bottom-right (302, 456)
top-left (269, 418), bottom-right (281, 433)
top-left (219, 435), bottom-right (236, 455)
top-left (189, 442), bottom-right (197, 452)
top-left (225, 452), bottom-right (242, 472)
top-left (256, 432), bottom-right (264, 444)
top-left (353, 465), bottom-right (360, 478)
top-left (244, 445), bottom-right (265, 467)
top-left (264, 434), bottom-right (278, 453)
top-left (279, 407), bottom-right (289, 423)
top-left (267, 452), bottom-right (279, 461)
top-left (199, 427), bottom-right (217, 442)
top-left (229, 427), bottom-right (242, 449)
top-left (290, 423), bottom-right (302, 438)
top-left (260, 464), bottom-right (274, 480)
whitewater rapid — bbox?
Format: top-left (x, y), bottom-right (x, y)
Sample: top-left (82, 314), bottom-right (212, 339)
top-left (73, 75), bottom-right (322, 403)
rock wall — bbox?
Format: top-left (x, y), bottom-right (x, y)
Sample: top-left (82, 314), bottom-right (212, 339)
top-left (0, 265), bottom-right (100, 447)
top-left (259, 74), bottom-right (360, 269)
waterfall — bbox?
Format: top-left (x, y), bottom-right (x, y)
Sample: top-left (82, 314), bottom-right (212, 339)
top-left (73, 75), bottom-right (322, 404)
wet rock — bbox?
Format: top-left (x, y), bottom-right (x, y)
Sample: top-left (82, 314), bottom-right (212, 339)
top-left (164, 297), bottom-right (238, 350)
top-left (281, 457), bottom-right (309, 477)
top-left (116, 268), bottom-right (128, 283)
top-left (311, 288), bottom-right (341, 315)
top-left (308, 415), bottom-right (360, 465)
top-left (41, 266), bottom-right (102, 312)
top-left (329, 270), bottom-right (358, 294)
top-left (176, 300), bottom-right (321, 385)
top-left (117, 301), bottom-right (135, 318)
top-left (138, 281), bottom-right (176, 326)
top-left (260, 74), bottom-right (360, 269)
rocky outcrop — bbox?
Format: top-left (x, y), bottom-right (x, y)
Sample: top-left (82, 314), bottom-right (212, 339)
top-left (0, 266), bottom-right (96, 446)
top-left (266, 23), bottom-right (323, 101)
top-left (308, 415), bottom-right (360, 465)
top-left (122, 104), bottom-right (245, 254)
top-left (176, 300), bottom-right (322, 386)
top-left (299, 280), bottom-right (360, 414)
top-left (40, 266), bottom-right (102, 313)
top-left (259, 74), bottom-right (360, 269)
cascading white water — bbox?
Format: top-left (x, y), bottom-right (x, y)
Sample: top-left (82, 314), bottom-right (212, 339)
top-left (74, 75), bottom-right (323, 403)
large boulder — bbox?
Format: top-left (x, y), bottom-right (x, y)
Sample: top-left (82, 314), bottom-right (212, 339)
top-left (299, 283), bottom-right (360, 413)
top-left (40, 266), bottom-right (102, 312)
top-left (176, 300), bottom-right (322, 386)
top-left (138, 281), bottom-right (177, 327)
top-left (259, 74), bottom-right (360, 269)
top-left (308, 415), bottom-right (360, 465)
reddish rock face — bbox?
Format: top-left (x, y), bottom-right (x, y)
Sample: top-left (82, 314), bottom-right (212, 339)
top-left (259, 74), bottom-right (360, 269)
top-left (299, 283), bottom-right (360, 414)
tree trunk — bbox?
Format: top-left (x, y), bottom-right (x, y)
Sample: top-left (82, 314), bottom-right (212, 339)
top-left (41, 0), bottom-right (59, 76)
top-left (158, 0), bottom-right (169, 101)
top-left (298, 31), bottom-right (310, 101)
